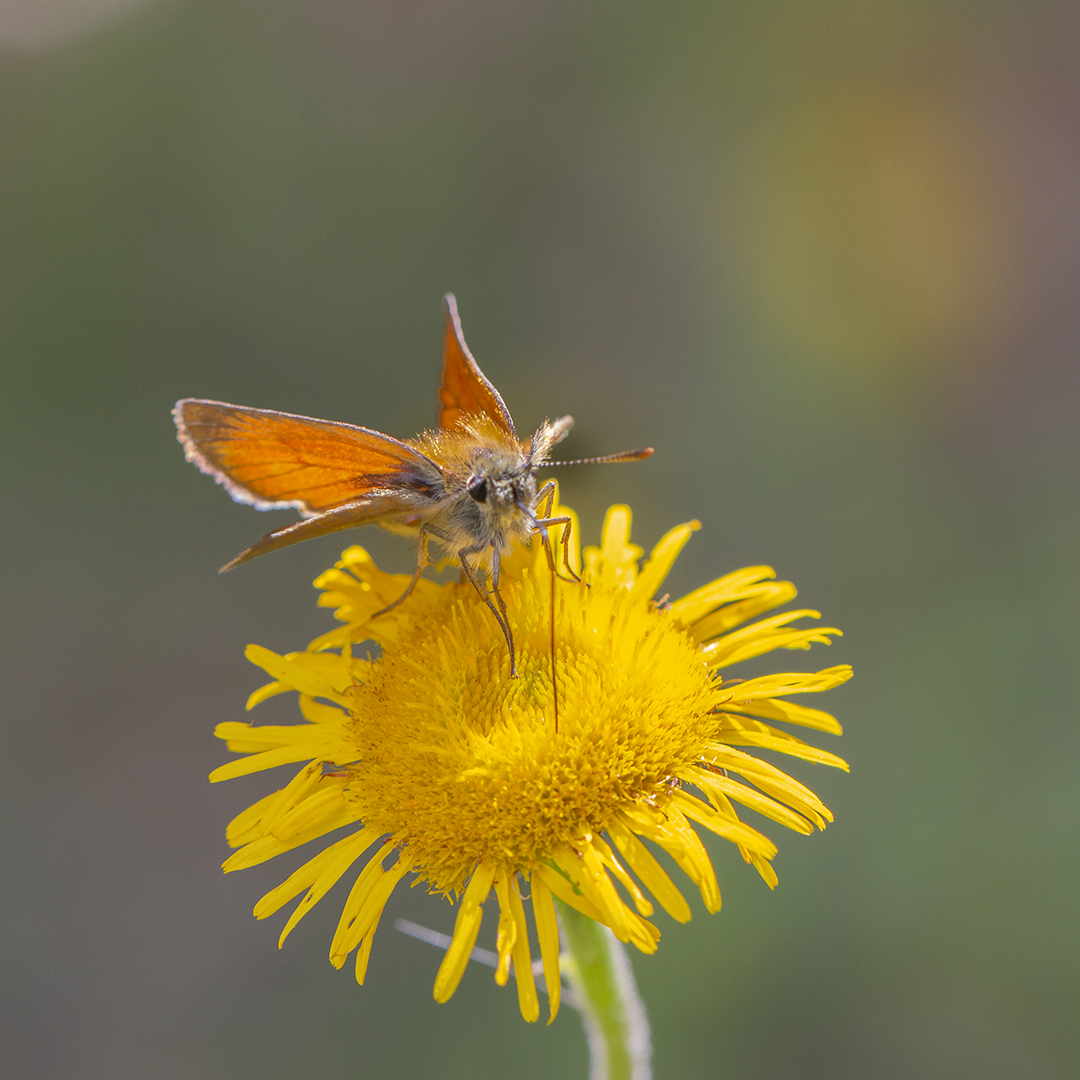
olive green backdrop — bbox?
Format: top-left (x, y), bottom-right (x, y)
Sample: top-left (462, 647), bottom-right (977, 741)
top-left (3, 1), bottom-right (1077, 1077)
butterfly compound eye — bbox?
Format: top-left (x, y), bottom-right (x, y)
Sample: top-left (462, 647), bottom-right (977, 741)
top-left (467, 477), bottom-right (488, 503)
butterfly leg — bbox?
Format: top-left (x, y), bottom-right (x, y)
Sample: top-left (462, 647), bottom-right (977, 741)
top-left (488, 543), bottom-right (514, 646)
top-left (370, 523), bottom-right (443, 619)
top-left (458, 541), bottom-right (517, 677)
top-left (530, 481), bottom-right (580, 584)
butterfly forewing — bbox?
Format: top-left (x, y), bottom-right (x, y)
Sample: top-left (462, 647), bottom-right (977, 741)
top-left (438, 293), bottom-right (516, 437)
top-left (175, 399), bottom-right (442, 515)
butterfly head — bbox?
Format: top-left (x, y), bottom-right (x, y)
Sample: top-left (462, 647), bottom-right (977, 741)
top-left (462, 414), bottom-right (573, 522)
top-left (457, 438), bottom-right (539, 540)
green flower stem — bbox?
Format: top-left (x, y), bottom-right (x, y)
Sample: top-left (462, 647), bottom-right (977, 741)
top-left (556, 899), bottom-right (652, 1080)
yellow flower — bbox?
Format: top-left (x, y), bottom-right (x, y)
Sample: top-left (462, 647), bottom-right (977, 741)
top-left (212, 495), bottom-right (850, 1024)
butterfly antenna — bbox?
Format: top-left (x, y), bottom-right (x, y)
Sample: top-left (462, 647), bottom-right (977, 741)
top-left (536, 447), bottom-right (653, 467)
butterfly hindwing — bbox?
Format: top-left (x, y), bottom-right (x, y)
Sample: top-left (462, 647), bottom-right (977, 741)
top-left (218, 497), bottom-right (419, 570)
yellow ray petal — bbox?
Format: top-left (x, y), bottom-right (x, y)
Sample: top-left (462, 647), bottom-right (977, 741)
top-left (244, 645), bottom-right (354, 704)
top-left (687, 585), bottom-right (801, 642)
top-left (671, 790), bottom-right (779, 857)
top-left (687, 770), bottom-right (814, 834)
top-left (632, 520), bottom-right (700, 602)
top-left (741, 846), bottom-right (779, 889)
top-left (269, 786), bottom-right (349, 841)
top-left (317, 546), bottom-right (416, 609)
top-left (723, 666), bottom-right (853, 702)
top-left (246, 681), bottom-right (291, 709)
top-left (209, 742), bottom-right (336, 782)
top-left (606, 818), bottom-right (692, 923)
top-left (329, 841), bottom-right (395, 962)
top-left (584, 505), bottom-right (643, 588)
top-left (222, 802), bottom-right (362, 872)
top-left (214, 721), bottom-right (335, 750)
top-left (706, 627), bottom-right (842, 668)
top-left (355, 910), bottom-right (382, 985)
top-left (669, 566), bottom-right (779, 624)
top-left (557, 844), bottom-right (634, 944)
top-left (498, 875), bottom-right (539, 1022)
top-left (433, 863), bottom-right (496, 1003)
top-left (225, 790), bottom-right (279, 848)
top-left (296, 694), bottom-right (354, 726)
top-left (530, 875), bottom-right (562, 1024)
top-left (700, 610), bottom-right (834, 667)
top-left (621, 805), bottom-right (721, 913)
top-left (594, 836), bottom-right (654, 917)
top-left (706, 745), bottom-right (835, 823)
top-left (254, 827), bottom-right (377, 921)
top-left (256, 761), bottom-right (327, 838)
top-left (722, 696), bottom-right (843, 735)
top-left (269, 834), bottom-right (380, 950)
top-left (493, 876), bottom-right (518, 986)
top-left (552, 846), bottom-right (659, 955)
top-left (716, 720), bottom-right (850, 770)
top-left (552, 844), bottom-right (661, 955)
top-left (534, 861), bottom-right (606, 924)
top-left (330, 856), bottom-right (410, 964)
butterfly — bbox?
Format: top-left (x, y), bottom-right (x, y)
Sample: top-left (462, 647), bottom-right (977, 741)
top-left (174, 293), bottom-right (652, 675)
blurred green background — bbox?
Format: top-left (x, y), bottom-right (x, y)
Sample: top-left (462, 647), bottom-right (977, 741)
top-left (2, 1), bottom-right (1078, 1077)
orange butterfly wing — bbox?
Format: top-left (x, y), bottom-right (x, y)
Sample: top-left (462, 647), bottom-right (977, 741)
top-left (174, 399), bottom-right (443, 515)
top-left (438, 293), bottom-right (516, 436)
